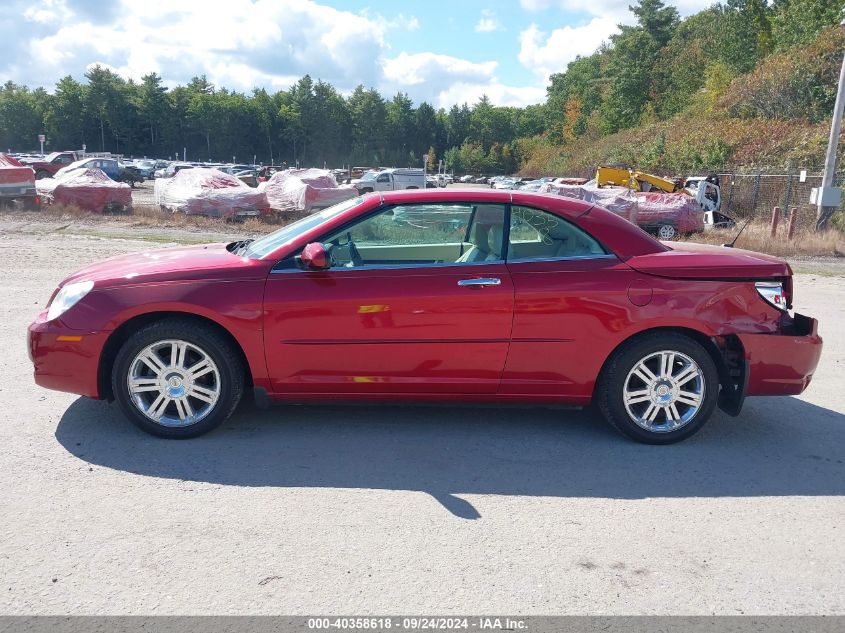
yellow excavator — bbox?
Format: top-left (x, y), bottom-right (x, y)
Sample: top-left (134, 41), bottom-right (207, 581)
top-left (595, 165), bottom-right (681, 193)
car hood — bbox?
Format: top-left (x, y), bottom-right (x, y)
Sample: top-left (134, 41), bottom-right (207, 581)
top-left (61, 242), bottom-right (271, 288)
top-left (625, 241), bottom-right (791, 279)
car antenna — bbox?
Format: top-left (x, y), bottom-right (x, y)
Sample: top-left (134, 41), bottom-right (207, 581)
top-left (723, 217), bottom-right (752, 248)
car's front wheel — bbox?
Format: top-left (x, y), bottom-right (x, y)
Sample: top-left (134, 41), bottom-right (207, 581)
top-left (111, 319), bottom-right (245, 438)
top-left (597, 333), bottom-right (719, 444)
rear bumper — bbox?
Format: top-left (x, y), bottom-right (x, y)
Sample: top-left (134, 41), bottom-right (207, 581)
top-left (28, 310), bottom-right (109, 399)
top-left (0, 183), bottom-right (36, 198)
top-left (738, 313), bottom-right (822, 396)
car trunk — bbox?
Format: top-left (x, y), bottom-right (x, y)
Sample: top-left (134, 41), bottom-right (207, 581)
top-left (624, 241), bottom-right (790, 279)
top-left (0, 154), bottom-right (36, 188)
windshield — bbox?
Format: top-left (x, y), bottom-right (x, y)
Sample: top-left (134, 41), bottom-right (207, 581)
top-left (241, 196), bottom-right (365, 259)
top-left (360, 170), bottom-right (380, 182)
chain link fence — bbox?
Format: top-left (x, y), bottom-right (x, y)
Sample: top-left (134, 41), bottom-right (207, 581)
top-left (717, 169), bottom-right (845, 230)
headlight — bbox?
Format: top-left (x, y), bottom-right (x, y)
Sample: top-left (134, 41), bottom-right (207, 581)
top-left (47, 280), bottom-right (94, 321)
top-left (755, 281), bottom-right (787, 311)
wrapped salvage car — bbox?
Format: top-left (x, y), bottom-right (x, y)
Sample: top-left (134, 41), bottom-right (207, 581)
top-left (154, 168), bottom-right (270, 219)
top-left (262, 168), bottom-right (357, 215)
top-left (36, 168), bottom-right (132, 213)
top-left (540, 182), bottom-right (703, 239)
top-left (539, 182), bottom-right (638, 224)
top-left (635, 192), bottom-right (704, 239)
top-left (0, 153), bottom-right (38, 209)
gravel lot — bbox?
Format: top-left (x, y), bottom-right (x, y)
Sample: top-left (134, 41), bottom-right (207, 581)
top-left (1, 228), bottom-right (843, 615)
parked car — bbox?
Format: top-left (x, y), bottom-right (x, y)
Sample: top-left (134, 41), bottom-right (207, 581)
top-left (56, 158), bottom-right (119, 181)
top-left (19, 151), bottom-right (79, 180)
top-left (134, 160), bottom-right (157, 179)
top-left (163, 162), bottom-right (194, 178)
top-left (492, 177), bottom-right (518, 190)
top-left (117, 162), bottom-right (144, 187)
top-left (154, 167), bottom-right (269, 218)
top-left (29, 189), bottom-right (821, 443)
top-left (0, 153), bottom-right (38, 209)
top-left (234, 169), bottom-right (259, 188)
top-left (263, 168), bottom-right (357, 214)
top-left (518, 179), bottom-right (546, 192)
top-left (36, 167), bottom-right (131, 213)
top-left (458, 175), bottom-right (475, 183)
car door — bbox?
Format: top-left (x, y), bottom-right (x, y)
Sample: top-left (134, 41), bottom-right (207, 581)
top-left (263, 201), bottom-right (514, 395)
top-left (501, 204), bottom-right (633, 401)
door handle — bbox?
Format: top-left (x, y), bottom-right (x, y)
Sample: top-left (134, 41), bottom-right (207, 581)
top-left (457, 277), bottom-right (501, 287)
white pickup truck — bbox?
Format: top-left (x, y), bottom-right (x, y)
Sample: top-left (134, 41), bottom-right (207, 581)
top-left (352, 168), bottom-right (425, 193)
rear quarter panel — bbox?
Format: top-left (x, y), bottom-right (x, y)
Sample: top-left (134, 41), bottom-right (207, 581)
top-left (503, 258), bottom-right (782, 400)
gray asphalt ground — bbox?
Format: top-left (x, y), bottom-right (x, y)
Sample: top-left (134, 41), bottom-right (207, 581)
top-left (0, 229), bottom-right (843, 615)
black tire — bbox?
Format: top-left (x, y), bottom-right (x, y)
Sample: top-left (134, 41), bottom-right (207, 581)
top-left (596, 333), bottom-right (719, 444)
top-left (111, 318), bottom-right (245, 438)
top-left (35, 170), bottom-right (50, 180)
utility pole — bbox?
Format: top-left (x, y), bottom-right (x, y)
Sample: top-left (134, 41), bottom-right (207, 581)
top-left (815, 40), bottom-right (845, 231)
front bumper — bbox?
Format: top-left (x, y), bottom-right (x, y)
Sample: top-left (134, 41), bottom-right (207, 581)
top-left (28, 310), bottom-right (109, 399)
top-left (739, 313), bottom-right (822, 397)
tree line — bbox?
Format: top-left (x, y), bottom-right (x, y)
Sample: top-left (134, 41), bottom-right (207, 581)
top-left (0, 71), bottom-right (544, 173)
top-left (0, 0), bottom-right (842, 175)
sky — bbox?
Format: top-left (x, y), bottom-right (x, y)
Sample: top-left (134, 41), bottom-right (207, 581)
top-left (2, 0), bottom-right (715, 108)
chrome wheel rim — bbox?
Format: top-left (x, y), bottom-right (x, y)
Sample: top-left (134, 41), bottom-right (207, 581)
top-left (658, 225), bottom-right (676, 239)
top-left (127, 339), bottom-right (221, 427)
top-left (623, 350), bottom-right (705, 433)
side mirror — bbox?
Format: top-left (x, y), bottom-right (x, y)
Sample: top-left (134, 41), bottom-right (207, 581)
top-left (298, 242), bottom-right (330, 270)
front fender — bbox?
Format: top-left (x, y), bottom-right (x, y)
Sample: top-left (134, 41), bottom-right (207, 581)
top-left (59, 278), bottom-right (270, 387)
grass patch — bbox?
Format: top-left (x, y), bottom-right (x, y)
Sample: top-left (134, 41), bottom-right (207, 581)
top-left (680, 221), bottom-right (845, 258)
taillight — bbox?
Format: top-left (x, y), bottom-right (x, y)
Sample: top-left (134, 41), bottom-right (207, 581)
top-left (755, 281), bottom-right (788, 311)
top-left (782, 275), bottom-right (793, 309)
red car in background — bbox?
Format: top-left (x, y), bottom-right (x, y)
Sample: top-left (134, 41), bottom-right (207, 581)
top-left (635, 191), bottom-right (705, 239)
top-left (0, 153), bottom-right (38, 208)
top-left (28, 190), bottom-right (821, 444)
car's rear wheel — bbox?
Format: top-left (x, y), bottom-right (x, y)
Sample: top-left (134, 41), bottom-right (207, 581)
top-left (597, 333), bottom-right (718, 444)
top-left (111, 319), bottom-right (244, 438)
top-left (657, 224), bottom-right (677, 239)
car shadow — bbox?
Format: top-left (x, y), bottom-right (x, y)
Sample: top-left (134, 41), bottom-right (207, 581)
top-left (55, 396), bottom-right (845, 519)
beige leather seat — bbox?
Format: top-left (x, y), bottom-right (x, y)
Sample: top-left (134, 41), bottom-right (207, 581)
top-left (546, 219), bottom-right (603, 257)
top-left (456, 223), bottom-right (503, 262)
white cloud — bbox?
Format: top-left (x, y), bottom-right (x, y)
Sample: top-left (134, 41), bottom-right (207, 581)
top-left (475, 9), bottom-right (503, 33)
top-left (381, 52), bottom-right (544, 107)
top-left (518, 18), bottom-right (618, 82)
top-left (439, 83), bottom-right (547, 108)
top-left (3, 0), bottom-right (547, 109)
top-left (383, 52), bottom-right (497, 87)
top-left (358, 9), bottom-right (420, 33)
top-left (6, 0), bottom-right (395, 92)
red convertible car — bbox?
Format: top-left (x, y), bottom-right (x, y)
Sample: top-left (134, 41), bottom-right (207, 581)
top-left (28, 190), bottom-right (822, 443)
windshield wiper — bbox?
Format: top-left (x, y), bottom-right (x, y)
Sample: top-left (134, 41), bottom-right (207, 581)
top-left (229, 239), bottom-right (255, 256)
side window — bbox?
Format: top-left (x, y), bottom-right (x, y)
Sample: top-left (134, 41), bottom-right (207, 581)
top-left (376, 173), bottom-right (390, 183)
top-left (508, 206), bottom-right (606, 260)
top-left (322, 203), bottom-right (505, 268)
